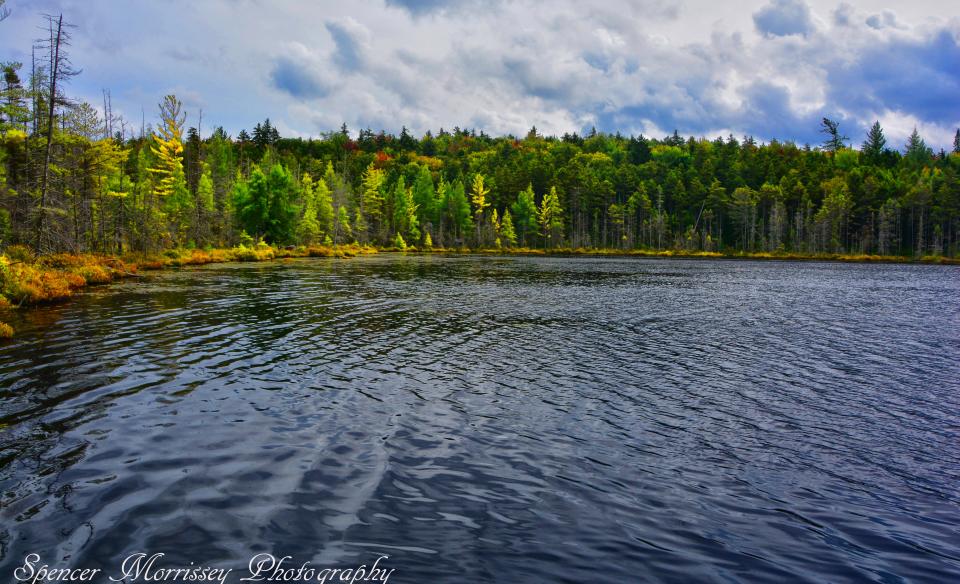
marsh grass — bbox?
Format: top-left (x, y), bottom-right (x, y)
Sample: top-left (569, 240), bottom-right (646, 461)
top-left (0, 244), bottom-right (378, 338)
top-left (409, 246), bottom-right (957, 264)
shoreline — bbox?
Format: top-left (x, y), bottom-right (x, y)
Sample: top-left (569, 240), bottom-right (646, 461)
top-left (0, 245), bottom-right (956, 338)
top-left (413, 247), bottom-right (960, 265)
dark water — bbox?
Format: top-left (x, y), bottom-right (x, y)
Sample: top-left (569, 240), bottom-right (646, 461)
top-left (1, 255), bottom-right (959, 583)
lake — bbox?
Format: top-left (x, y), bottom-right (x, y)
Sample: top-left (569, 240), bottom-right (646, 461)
top-left (1, 255), bottom-right (958, 583)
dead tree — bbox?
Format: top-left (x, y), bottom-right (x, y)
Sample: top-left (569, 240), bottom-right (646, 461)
top-left (36, 14), bottom-right (78, 252)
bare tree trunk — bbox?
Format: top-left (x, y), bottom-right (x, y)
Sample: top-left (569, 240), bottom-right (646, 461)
top-left (36, 14), bottom-right (63, 252)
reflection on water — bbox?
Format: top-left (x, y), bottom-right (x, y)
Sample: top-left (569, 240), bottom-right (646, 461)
top-left (1, 255), bottom-right (959, 583)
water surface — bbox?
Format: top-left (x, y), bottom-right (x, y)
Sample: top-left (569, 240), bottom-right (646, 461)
top-left (1, 255), bottom-right (958, 583)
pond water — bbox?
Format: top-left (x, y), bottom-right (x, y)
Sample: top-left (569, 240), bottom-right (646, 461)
top-left (1, 255), bottom-right (958, 583)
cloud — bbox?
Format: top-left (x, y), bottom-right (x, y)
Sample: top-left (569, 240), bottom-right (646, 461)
top-left (1, 0), bottom-right (957, 150)
top-left (325, 18), bottom-right (369, 71)
top-left (865, 11), bottom-right (904, 31)
top-left (832, 3), bottom-right (854, 27)
top-left (826, 29), bottom-right (960, 125)
top-left (384, 0), bottom-right (473, 16)
top-left (270, 52), bottom-right (330, 99)
top-left (753, 0), bottom-right (815, 37)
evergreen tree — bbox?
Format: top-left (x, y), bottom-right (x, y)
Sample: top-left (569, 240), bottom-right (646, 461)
top-left (0, 62), bottom-right (29, 131)
top-left (148, 95), bottom-right (192, 244)
top-left (500, 208), bottom-right (517, 247)
top-left (511, 185), bottom-right (538, 246)
top-left (820, 118), bottom-right (848, 153)
top-left (315, 173), bottom-right (334, 240)
top-left (391, 176), bottom-right (419, 242)
top-left (861, 121), bottom-right (887, 162)
top-left (470, 173), bottom-right (490, 246)
top-left (296, 173), bottom-right (321, 244)
top-left (411, 165), bottom-right (436, 232)
top-left (538, 186), bottom-right (564, 247)
top-left (905, 128), bottom-right (932, 165)
top-left (729, 186), bottom-right (758, 251)
top-left (234, 164), bottom-right (297, 244)
top-left (444, 180), bottom-right (473, 242)
top-left (359, 162), bottom-right (385, 242)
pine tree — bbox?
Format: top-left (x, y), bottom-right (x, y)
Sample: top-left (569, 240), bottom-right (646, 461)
top-left (148, 95), bottom-right (192, 244)
top-left (905, 128), bottom-right (931, 165)
top-left (539, 186), bottom-right (564, 247)
top-left (359, 162), bottom-right (385, 241)
top-left (0, 62), bottom-right (29, 131)
top-left (391, 176), bottom-right (419, 242)
top-left (411, 165), bottom-right (436, 231)
top-left (148, 95), bottom-right (186, 199)
top-left (315, 173), bottom-right (334, 239)
top-left (500, 208), bottom-right (517, 247)
top-left (510, 184), bottom-right (538, 246)
top-left (234, 164), bottom-right (297, 244)
top-left (196, 169), bottom-right (215, 244)
top-left (861, 121), bottom-right (886, 162)
top-left (470, 173), bottom-right (490, 245)
top-left (953, 129), bottom-right (960, 154)
top-left (296, 173), bottom-right (321, 244)
top-left (820, 117), bottom-right (848, 153)
top-left (336, 205), bottom-right (352, 243)
top-left (444, 180), bottom-right (473, 242)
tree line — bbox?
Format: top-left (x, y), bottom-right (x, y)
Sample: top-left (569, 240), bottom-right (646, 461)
top-left (1, 14), bottom-right (959, 257)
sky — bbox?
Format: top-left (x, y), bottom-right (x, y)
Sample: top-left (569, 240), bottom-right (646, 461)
top-left (1, 0), bottom-right (958, 150)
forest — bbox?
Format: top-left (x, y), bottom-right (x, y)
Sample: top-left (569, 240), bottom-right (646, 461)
top-left (1, 15), bottom-right (960, 259)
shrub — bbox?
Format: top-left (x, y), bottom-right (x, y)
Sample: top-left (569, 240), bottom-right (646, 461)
top-left (74, 265), bottom-right (113, 285)
top-left (4, 244), bottom-right (34, 263)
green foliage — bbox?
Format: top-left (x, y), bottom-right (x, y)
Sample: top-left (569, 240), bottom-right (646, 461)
top-left (412, 165), bottom-right (436, 228)
top-left (296, 173), bottom-right (322, 245)
top-left (197, 170), bottom-right (215, 213)
top-left (360, 162), bottom-right (385, 239)
top-left (862, 121), bottom-right (887, 162)
top-left (336, 205), bottom-right (352, 242)
top-left (443, 180), bottom-right (473, 241)
top-left (905, 128), bottom-right (932, 166)
top-left (0, 58), bottom-right (956, 259)
top-left (510, 185), bottom-right (538, 246)
top-left (834, 149), bottom-right (859, 171)
top-left (500, 208), bottom-right (517, 247)
top-left (538, 186), bottom-right (564, 246)
top-left (390, 175), bottom-right (420, 242)
top-left (233, 164), bottom-right (298, 244)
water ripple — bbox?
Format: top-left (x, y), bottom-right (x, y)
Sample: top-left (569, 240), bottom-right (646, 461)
top-left (1, 256), bottom-right (958, 582)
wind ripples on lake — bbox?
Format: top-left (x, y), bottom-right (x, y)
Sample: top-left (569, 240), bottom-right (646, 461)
top-left (0, 255), bottom-right (958, 583)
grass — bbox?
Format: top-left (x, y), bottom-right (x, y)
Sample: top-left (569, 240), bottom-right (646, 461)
top-left (406, 246), bottom-right (960, 264)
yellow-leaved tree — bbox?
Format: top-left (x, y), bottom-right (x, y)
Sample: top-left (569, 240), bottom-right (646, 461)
top-left (148, 95), bottom-right (190, 246)
top-left (470, 173), bottom-right (490, 246)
